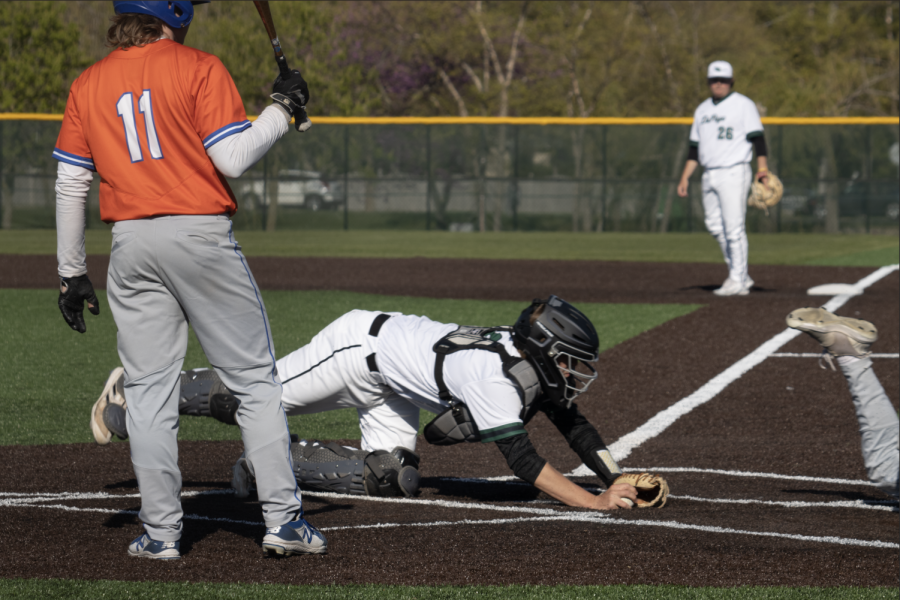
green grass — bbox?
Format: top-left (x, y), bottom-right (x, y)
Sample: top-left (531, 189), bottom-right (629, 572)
top-left (0, 289), bottom-right (697, 446)
top-left (1, 230), bottom-right (897, 265)
top-left (1, 580), bottom-right (896, 600)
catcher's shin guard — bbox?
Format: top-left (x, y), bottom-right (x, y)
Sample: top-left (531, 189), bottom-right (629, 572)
top-left (291, 441), bottom-right (367, 495)
top-left (290, 441), bottom-right (421, 497)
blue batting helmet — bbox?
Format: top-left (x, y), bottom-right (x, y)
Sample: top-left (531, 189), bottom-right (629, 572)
top-left (113, 1), bottom-right (209, 29)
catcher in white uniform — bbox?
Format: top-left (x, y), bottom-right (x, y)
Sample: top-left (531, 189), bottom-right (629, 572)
top-left (677, 60), bottom-right (769, 297)
top-left (93, 296), bottom-right (646, 511)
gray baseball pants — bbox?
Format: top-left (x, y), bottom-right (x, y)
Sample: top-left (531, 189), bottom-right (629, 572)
top-left (840, 358), bottom-right (899, 497)
top-left (107, 215), bottom-right (301, 541)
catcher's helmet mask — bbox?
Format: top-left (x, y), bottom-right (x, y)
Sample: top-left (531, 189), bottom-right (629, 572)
top-left (113, 1), bottom-right (210, 29)
top-left (513, 296), bottom-right (600, 408)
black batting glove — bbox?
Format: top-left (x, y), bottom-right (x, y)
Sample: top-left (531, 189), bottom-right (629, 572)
top-left (271, 69), bottom-right (311, 132)
top-left (58, 274), bottom-right (100, 333)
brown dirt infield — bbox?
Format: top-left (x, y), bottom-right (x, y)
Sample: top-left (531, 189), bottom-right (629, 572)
top-left (1, 255), bottom-right (897, 587)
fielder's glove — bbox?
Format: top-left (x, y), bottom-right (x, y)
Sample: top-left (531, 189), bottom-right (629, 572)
top-left (748, 171), bottom-right (784, 215)
top-left (58, 274), bottom-right (100, 333)
top-left (271, 69), bottom-right (311, 132)
top-left (613, 473), bottom-right (669, 508)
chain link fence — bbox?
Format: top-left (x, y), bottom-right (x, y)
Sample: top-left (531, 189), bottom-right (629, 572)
top-left (1, 119), bottom-right (897, 234)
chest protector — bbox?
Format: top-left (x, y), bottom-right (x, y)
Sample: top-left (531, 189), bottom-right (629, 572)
top-left (423, 326), bottom-right (543, 445)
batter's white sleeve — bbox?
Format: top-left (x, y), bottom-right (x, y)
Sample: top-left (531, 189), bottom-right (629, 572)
top-left (205, 104), bottom-right (290, 178)
top-left (55, 161), bottom-right (93, 278)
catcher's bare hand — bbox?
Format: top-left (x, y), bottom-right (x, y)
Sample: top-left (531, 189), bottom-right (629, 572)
top-left (677, 179), bottom-right (689, 198)
top-left (591, 482), bottom-right (638, 510)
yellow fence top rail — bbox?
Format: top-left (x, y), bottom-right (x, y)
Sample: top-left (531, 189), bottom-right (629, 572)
top-left (0, 113), bottom-right (897, 125)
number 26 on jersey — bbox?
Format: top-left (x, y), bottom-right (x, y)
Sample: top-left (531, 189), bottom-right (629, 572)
top-left (116, 90), bottom-right (163, 163)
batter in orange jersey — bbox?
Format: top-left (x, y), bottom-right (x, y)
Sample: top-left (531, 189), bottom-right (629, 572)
top-left (54, 39), bottom-right (250, 222)
top-left (54, 0), bottom-right (323, 561)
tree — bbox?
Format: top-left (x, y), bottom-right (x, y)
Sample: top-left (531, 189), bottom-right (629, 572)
top-left (0, 1), bottom-right (89, 228)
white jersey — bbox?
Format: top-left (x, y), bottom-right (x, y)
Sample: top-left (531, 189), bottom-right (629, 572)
top-left (689, 92), bottom-right (763, 169)
top-left (376, 314), bottom-right (526, 442)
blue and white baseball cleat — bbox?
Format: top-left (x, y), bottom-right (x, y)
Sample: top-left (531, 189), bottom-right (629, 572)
top-left (262, 514), bottom-right (327, 556)
top-left (127, 532), bottom-right (180, 559)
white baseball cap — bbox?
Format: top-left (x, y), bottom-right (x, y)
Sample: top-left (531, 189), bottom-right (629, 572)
top-left (707, 60), bottom-right (733, 79)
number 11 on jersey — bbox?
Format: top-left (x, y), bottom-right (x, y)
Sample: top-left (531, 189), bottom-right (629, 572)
top-left (116, 90), bottom-right (163, 163)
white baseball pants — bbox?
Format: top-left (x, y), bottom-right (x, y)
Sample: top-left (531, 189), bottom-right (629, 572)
top-left (840, 358), bottom-right (899, 497)
top-left (107, 215), bottom-right (301, 541)
top-left (701, 163), bottom-right (752, 284)
top-left (277, 310), bottom-right (421, 452)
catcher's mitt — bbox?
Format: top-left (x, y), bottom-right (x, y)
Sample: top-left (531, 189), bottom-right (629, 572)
top-left (613, 472), bottom-right (669, 508)
top-left (748, 171), bottom-right (783, 215)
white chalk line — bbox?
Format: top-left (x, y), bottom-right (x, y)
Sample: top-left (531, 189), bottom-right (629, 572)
top-left (771, 353), bottom-right (898, 358)
top-left (319, 513), bottom-right (606, 532)
top-left (0, 488), bottom-right (603, 524)
top-left (319, 513), bottom-right (897, 549)
top-left (598, 517), bottom-right (898, 549)
top-left (570, 264), bottom-right (900, 475)
top-left (300, 489), bottom-right (579, 517)
top-left (0, 489), bottom-right (261, 526)
top-left (438, 475), bottom-right (524, 484)
top-left (513, 494), bottom-right (897, 512)
top-left (4, 487), bottom-right (896, 547)
top-left (669, 495), bottom-right (897, 512)
top-left (620, 466), bottom-right (876, 487)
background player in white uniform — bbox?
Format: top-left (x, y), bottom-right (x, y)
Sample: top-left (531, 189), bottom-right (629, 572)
top-left (677, 61), bottom-right (769, 297)
top-left (56, 1), bottom-right (322, 559)
top-left (93, 297), bottom-right (640, 510)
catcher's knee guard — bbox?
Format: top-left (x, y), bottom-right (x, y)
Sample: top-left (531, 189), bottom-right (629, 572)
top-left (178, 369), bottom-right (219, 416)
top-left (178, 369), bottom-right (240, 426)
top-left (363, 447), bottom-right (421, 498)
top-left (208, 380), bottom-right (239, 426)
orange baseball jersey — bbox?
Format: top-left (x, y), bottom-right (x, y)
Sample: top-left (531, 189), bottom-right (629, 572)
top-left (54, 40), bottom-right (250, 223)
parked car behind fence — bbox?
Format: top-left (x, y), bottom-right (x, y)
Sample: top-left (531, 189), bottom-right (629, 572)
top-left (232, 170), bottom-right (341, 212)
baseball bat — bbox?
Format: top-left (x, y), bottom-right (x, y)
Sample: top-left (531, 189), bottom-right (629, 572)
top-left (253, 1), bottom-right (291, 79)
top-left (253, 1), bottom-right (310, 129)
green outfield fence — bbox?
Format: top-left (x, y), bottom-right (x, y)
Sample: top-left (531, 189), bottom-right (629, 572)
top-left (1, 115), bottom-right (898, 234)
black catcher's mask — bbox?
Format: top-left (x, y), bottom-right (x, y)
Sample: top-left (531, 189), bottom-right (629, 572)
top-left (512, 295), bottom-right (600, 408)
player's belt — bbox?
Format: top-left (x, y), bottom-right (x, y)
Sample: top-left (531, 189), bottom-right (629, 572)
top-left (366, 313), bottom-right (391, 373)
